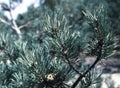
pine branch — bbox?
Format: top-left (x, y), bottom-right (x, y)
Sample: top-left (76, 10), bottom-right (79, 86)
top-left (9, 1), bottom-right (22, 38)
top-left (71, 38), bottom-right (103, 88)
top-left (63, 52), bottom-right (82, 75)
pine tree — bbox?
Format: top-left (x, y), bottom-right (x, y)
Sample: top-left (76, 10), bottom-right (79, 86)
top-left (0, 0), bottom-right (119, 88)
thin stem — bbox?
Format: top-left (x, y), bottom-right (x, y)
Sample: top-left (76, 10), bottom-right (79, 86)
top-left (9, 0), bottom-right (22, 38)
top-left (64, 53), bottom-right (82, 75)
top-left (71, 38), bottom-right (103, 88)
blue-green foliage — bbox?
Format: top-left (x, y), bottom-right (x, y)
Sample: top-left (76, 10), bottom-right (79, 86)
top-left (0, 0), bottom-right (119, 88)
